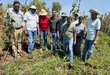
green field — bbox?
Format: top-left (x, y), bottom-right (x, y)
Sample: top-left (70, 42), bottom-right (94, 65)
top-left (0, 32), bottom-right (110, 75)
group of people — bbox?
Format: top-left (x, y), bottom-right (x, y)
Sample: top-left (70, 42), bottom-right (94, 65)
top-left (5, 1), bottom-right (101, 67)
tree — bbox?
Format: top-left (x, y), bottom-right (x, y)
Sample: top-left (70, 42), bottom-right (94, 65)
top-left (52, 2), bottom-right (61, 15)
top-left (29, 0), bottom-right (50, 15)
top-left (70, 0), bottom-right (81, 15)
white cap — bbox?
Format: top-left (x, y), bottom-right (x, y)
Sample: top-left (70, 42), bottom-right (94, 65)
top-left (30, 5), bottom-right (36, 10)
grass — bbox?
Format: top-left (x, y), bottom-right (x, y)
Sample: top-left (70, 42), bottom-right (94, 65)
top-left (0, 32), bottom-right (110, 75)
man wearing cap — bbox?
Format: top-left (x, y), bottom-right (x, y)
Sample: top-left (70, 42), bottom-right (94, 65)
top-left (49, 11), bottom-right (59, 51)
top-left (82, 9), bottom-right (101, 62)
top-left (6, 1), bottom-right (24, 58)
top-left (57, 12), bottom-right (67, 50)
top-left (24, 5), bottom-right (39, 54)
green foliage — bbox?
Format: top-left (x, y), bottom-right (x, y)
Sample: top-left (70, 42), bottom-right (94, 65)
top-left (52, 2), bottom-right (62, 14)
top-left (100, 14), bottom-right (110, 35)
top-left (0, 32), bottom-right (110, 75)
top-left (29, 0), bottom-right (50, 15)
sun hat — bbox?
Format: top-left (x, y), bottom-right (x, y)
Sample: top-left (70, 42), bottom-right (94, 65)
top-left (30, 5), bottom-right (36, 10)
top-left (89, 9), bottom-right (99, 15)
top-left (39, 9), bottom-right (47, 16)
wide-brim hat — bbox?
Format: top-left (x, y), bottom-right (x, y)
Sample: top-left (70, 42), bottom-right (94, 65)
top-left (39, 9), bottom-right (47, 16)
top-left (30, 5), bottom-right (36, 10)
top-left (61, 12), bottom-right (67, 16)
top-left (89, 9), bottom-right (99, 15)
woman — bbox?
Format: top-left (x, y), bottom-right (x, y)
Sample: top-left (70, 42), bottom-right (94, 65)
top-left (39, 9), bottom-right (49, 51)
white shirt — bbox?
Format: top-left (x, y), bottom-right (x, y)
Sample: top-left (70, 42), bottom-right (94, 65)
top-left (86, 18), bottom-right (101, 40)
top-left (24, 11), bottom-right (39, 31)
top-left (72, 20), bottom-right (79, 25)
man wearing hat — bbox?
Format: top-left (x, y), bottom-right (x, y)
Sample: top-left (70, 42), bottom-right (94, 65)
top-left (6, 1), bottom-right (24, 58)
top-left (24, 5), bottom-right (39, 54)
top-left (82, 9), bottom-right (101, 62)
top-left (57, 12), bottom-right (67, 50)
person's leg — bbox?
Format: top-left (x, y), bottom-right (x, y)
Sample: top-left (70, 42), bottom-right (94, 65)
top-left (86, 40), bottom-right (94, 60)
top-left (50, 33), bottom-right (54, 50)
top-left (82, 39), bottom-right (89, 61)
top-left (68, 39), bottom-right (74, 65)
top-left (75, 38), bottom-right (83, 58)
top-left (18, 29), bottom-right (22, 52)
top-left (44, 31), bottom-right (48, 49)
top-left (63, 38), bottom-right (68, 56)
top-left (11, 31), bottom-right (17, 57)
top-left (27, 30), bottom-right (33, 53)
top-left (31, 31), bottom-right (37, 51)
top-left (40, 30), bottom-right (43, 49)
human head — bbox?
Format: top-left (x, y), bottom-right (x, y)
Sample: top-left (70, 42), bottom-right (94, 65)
top-left (61, 12), bottom-right (67, 19)
top-left (79, 16), bottom-right (84, 24)
top-left (67, 17), bottom-right (72, 25)
top-left (89, 9), bottom-right (99, 20)
top-left (52, 10), bottom-right (57, 17)
top-left (13, 1), bottom-right (20, 12)
top-left (29, 5), bottom-right (36, 14)
top-left (74, 13), bottom-right (79, 20)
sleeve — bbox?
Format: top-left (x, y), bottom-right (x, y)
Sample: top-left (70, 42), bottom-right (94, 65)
top-left (24, 13), bottom-right (28, 21)
top-left (36, 15), bottom-right (39, 23)
top-left (5, 9), bottom-right (11, 21)
top-left (96, 19), bottom-right (101, 30)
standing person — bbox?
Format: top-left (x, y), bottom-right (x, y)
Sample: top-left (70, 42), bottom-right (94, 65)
top-left (39, 9), bottom-right (49, 51)
top-left (6, 1), bottom-right (24, 58)
top-left (82, 9), bottom-right (101, 62)
top-left (49, 11), bottom-right (59, 50)
top-left (24, 5), bottom-right (39, 54)
top-left (74, 16), bottom-right (87, 58)
top-left (57, 12), bottom-right (67, 50)
top-left (61, 17), bottom-right (76, 67)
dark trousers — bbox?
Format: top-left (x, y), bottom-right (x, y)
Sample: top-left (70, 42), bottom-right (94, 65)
top-left (73, 36), bottom-right (83, 58)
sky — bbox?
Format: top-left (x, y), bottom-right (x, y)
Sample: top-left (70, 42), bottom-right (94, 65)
top-left (0, 0), bottom-right (110, 16)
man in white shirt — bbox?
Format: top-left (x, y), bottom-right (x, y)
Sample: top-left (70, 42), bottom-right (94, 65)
top-left (82, 9), bottom-right (101, 62)
top-left (24, 5), bottom-right (39, 54)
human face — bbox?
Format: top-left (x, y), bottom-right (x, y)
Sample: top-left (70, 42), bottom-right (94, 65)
top-left (91, 13), bottom-right (97, 20)
top-left (31, 9), bottom-right (36, 14)
top-left (13, 3), bottom-right (20, 12)
top-left (67, 18), bottom-right (72, 25)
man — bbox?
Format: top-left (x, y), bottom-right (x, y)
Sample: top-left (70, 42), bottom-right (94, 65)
top-left (24, 5), bottom-right (39, 54)
top-left (57, 12), bottom-right (67, 50)
top-left (49, 11), bottom-right (59, 50)
top-left (74, 16), bottom-right (87, 58)
top-left (61, 17), bottom-right (76, 67)
top-left (6, 1), bottom-right (24, 58)
top-left (82, 9), bottom-right (101, 62)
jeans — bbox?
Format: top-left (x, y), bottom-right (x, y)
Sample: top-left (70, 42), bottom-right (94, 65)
top-left (50, 32), bottom-right (58, 50)
top-left (40, 30), bottom-right (48, 49)
top-left (27, 30), bottom-right (37, 53)
top-left (63, 38), bottom-right (74, 64)
top-left (73, 37), bottom-right (83, 58)
top-left (82, 39), bottom-right (95, 61)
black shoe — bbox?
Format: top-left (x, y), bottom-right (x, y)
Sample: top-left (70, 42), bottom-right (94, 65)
top-left (68, 63), bottom-right (74, 69)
